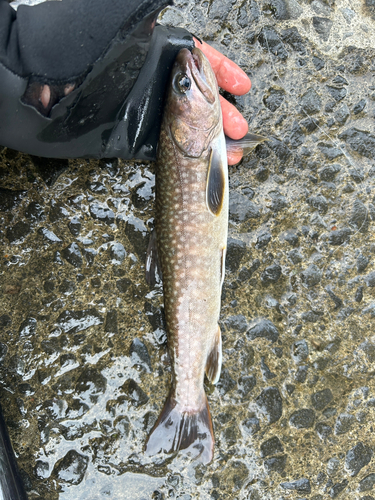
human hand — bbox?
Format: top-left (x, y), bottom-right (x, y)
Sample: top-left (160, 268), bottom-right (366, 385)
top-left (194, 38), bottom-right (251, 165)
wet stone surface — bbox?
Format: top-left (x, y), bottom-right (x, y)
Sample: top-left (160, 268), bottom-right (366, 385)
top-left (1, 0), bottom-right (375, 498)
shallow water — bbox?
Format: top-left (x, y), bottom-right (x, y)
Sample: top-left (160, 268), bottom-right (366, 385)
top-left (1, 0), bottom-right (375, 499)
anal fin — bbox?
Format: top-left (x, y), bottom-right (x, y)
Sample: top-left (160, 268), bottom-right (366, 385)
top-left (205, 325), bottom-right (222, 384)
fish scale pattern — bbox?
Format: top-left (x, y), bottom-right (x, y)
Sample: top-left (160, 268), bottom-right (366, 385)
top-left (155, 127), bottom-right (227, 410)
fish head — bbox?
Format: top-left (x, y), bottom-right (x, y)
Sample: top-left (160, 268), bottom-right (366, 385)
top-left (165, 47), bottom-right (221, 158)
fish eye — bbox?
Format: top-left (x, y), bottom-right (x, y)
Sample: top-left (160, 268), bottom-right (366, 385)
top-left (173, 73), bottom-right (191, 94)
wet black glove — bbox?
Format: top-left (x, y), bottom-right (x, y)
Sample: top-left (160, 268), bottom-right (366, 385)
top-left (0, 0), bottom-right (194, 160)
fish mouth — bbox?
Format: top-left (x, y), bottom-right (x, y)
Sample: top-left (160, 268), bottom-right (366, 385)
top-left (187, 49), bottom-right (215, 104)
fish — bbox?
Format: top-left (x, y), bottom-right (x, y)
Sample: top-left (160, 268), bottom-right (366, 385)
top-left (144, 47), bottom-right (265, 463)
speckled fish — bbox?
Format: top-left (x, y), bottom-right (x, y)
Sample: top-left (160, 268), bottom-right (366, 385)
top-left (145, 47), bottom-right (265, 463)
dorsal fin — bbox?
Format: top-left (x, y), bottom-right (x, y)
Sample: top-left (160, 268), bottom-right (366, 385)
top-left (206, 148), bottom-right (225, 216)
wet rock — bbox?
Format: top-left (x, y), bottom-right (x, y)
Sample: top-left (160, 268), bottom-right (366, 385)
top-left (311, 389), bottom-right (333, 411)
top-left (55, 309), bottom-right (103, 333)
top-left (25, 201), bottom-right (45, 222)
top-left (301, 264), bottom-right (322, 287)
top-left (334, 104), bottom-right (350, 125)
top-left (307, 195), bottom-right (328, 213)
top-left (41, 399), bottom-right (68, 420)
top-left (34, 460), bottom-right (49, 479)
top-left (287, 121), bottom-right (305, 149)
top-left (280, 477), bottom-right (311, 494)
top-left (312, 55), bottom-right (325, 70)
top-left (116, 277), bottom-right (132, 293)
top-left (269, 191), bottom-right (288, 211)
top-left (19, 317), bottom-right (37, 338)
top-left (242, 416), bottom-right (260, 435)
top-left (68, 217), bottom-right (81, 236)
top-left (258, 26), bottom-right (288, 60)
top-left (326, 85), bottom-right (347, 102)
top-left (229, 192), bottom-right (260, 222)
top-left (225, 315), bottom-right (248, 333)
top-left (289, 409), bottom-right (315, 428)
top-left (358, 473), bottom-right (375, 492)
top-left (264, 455), bottom-right (287, 473)
top-left (247, 318), bottom-right (279, 343)
top-left (312, 16), bottom-right (333, 40)
top-left (38, 227), bottom-right (62, 243)
top-left (301, 116), bottom-right (318, 133)
top-left (345, 442), bottom-right (373, 476)
top-left (350, 168), bottom-right (364, 183)
top-left (263, 88), bottom-right (285, 112)
top-left (319, 164), bottom-right (341, 182)
top-left (281, 26), bottom-right (305, 53)
top-left (301, 310), bottom-right (323, 322)
top-left (124, 215), bottom-right (147, 258)
top-left (355, 286), bottom-right (364, 302)
top-left (260, 436), bottom-right (284, 457)
top-left (208, 0), bottom-right (235, 19)
top-left (256, 230), bottom-right (272, 249)
top-left (89, 203), bottom-right (115, 224)
top-left (53, 450), bottom-right (89, 485)
top-left (61, 242), bottom-right (82, 268)
top-left (357, 254), bottom-right (369, 273)
top-left (0, 342), bottom-right (7, 364)
top-left (334, 413), bottom-right (355, 435)
top-left (328, 228), bottom-right (352, 245)
top-left (260, 357), bottom-right (276, 380)
top-left (295, 365), bottom-right (308, 383)
top-left (291, 340), bottom-right (309, 363)
top-left (318, 143), bottom-right (344, 160)
top-left (59, 279), bottom-right (75, 295)
top-left (217, 368), bottom-right (236, 395)
top-left (6, 221), bottom-right (31, 243)
top-left (238, 375), bottom-right (257, 397)
top-left (226, 238), bottom-right (247, 272)
top-left (0, 314), bottom-right (11, 328)
top-left (338, 128), bottom-right (375, 159)
top-left (75, 368), bottom-right (107, 402)
top-left (109, 242), bottom-right (126, 264)
top-left (49, 200), bottom-right (69, 222)
top-left (353, 98), bottom-right (367, 114)
top-left (315, 422), bottom-right (333, 440)
top-left (261, 263), bottom-right (282, 284)
top-left (129, 338), bottom-right (151, 372)
top-left (365, 272), bottom-right (375, 287)
top-left (83, 247), bottom-right (97, 266)
top-left (325, 287), bottom-right (343, 309)
top-left (121, 379), bottom-right (149, 407)
top-left (0, 188), bottom-right (26, 211)
top-left (87, 181), bottom-right (107, 194)
top-left (65, 399), bottom-right (90, 419)
top-left (104, 310), bottom-right (118, 335)
top-left (255, 387), bottom-right (283, 423)
top-left (349, 199), bottom-right (369, 233)
top-left (280, 229), bottom-right (299, 246)
top-left (300, 88), bottom-right (322, 114)
top-left (288, 249), bottom-right (303, 264)
top-left (328, 479), bottom-right (348, 498)
top-left (237, 0), bottom-right (260, 27)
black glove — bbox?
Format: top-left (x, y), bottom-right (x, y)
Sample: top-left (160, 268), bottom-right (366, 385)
top-left (0, 0), bottom-right (194, 160)
top-left (0, 400), bottom-right (28, 500)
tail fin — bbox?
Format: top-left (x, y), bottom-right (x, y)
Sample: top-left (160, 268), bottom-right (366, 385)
top-left (145, 393), bottom-right (214, 464)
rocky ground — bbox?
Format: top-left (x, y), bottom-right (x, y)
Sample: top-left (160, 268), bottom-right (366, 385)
top-left (1, 0), bottom-right (375, 498)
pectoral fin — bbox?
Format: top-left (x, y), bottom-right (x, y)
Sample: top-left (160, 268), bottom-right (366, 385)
top-left (145, 229), bottom-right (162, 286)
top-left (225, 132), bottom-right (267, 157)
top-left (205, 325), bottom-right (222, 384)
top-left (206, 148), bottom-right (225, 216)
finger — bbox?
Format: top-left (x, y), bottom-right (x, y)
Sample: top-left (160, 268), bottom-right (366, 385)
top-left (220, 95), bottom-right (248, 140)
top-left (194, 38), bottom-right (251, 95)
top-left (227, 150), bottom-right (243, 165)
